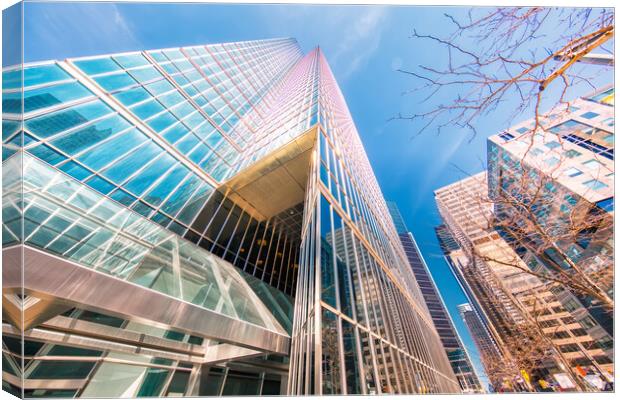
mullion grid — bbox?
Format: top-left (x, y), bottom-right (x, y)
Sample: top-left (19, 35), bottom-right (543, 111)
top-left (310, 130), bottom-right (459, 393)
top-left (17, 74), bottom-right (223, 237)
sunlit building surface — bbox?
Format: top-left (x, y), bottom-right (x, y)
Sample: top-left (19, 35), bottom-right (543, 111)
top-left (386, 202), bottom-right (484, 393)
top-left (435, 169), bottom-right (613, 391)
top-left (2, 31), bottom-right (460, 397)
top-left (487, 87), bottom-right (614, 356)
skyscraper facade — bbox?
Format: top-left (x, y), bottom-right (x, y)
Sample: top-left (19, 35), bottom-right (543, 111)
top-left (487, 87), bottom-right (614, 358)
top-left (457, 303), bottom-right (503, 392)
top-left (435, 171), bottom-right (613, 391)
top-left (386, 202), bottom-right (484, 393)
top-left (2, 35), bottom-right (460, 397)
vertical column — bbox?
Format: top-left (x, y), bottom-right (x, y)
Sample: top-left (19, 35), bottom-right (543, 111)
top-left (2, 2), bottom-right (24, 398)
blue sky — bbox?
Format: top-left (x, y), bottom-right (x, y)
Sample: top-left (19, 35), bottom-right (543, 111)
top-left (18, 1), bottom-right (614, 390)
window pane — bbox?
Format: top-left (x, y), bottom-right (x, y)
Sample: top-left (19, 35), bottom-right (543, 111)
top-left (160, 174), bottom-right (201, 216)
top-left (23, 64), bottom-right (71, 88)
top-left (94, 72), bottom-right (136, 91)
top-left (131, 99), bottom-right (165, 120)
top-left (113, 86), bottom-right (151, 106)
top-left (320, 195), bottom-right (337, 308)
top-left (52, 114), bottom-right (132, 155)
top-left (77, 128), bottom-right (147, 170)
top-left (22, 82), bottom-right (92, 113)
top-left (322, 308), bottom-right (342, 394)
top-left (143, 165), bottom-right (188, 206)
top-left (342, 320), bottom-right (362, 394)
top-left (26, 100), bottom-right (112, 138)
top-left (28, 144), bottom-right (66, 165)
top-left (113, 53), bottom-right (149, 69)
top-left (58, 160), bottom-right (92, 181)
top-left (28, 361), bottom-right (95, 379)
top-left (124, 153), bottom-right (176, 196)
top-left (102, 141), bottom-right (162, 183)
top-left (128, 66), bottom-right (162, 83)
top-left (74, 57), bottom-right (122, 75)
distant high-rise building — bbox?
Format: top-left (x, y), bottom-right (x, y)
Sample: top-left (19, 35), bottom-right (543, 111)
top-left (2, 32), bottom-right (460, 398)
top-left (387, 202), bottom-right (484, 393)
top-left (457, 303), bottom-right (505, 392)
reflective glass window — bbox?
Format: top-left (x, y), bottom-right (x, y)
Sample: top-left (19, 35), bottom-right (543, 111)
top-left (583, 159), bottom-right (603, 169)
top-left (204, 130), bottom-right (223, 147)
top-left (176, 183), bottom-right (213, 225)
top-left (163, 49), bottom-right (184, 60)
top-left (342, 320), bottom-right (362, 394)
top-left (160, 174), bottom-right (202, 216)
top-left (147, 111), bottom-right (178, 132)
top-left (102, 141), bottom-right (162, 183)
top-left (94, 72), bottom-right (136, 91)
top-left (148, 51), bottom-right (168, 63)
top-left (123, 153), bottom-right (176, 196)
top-left (52, 114), bottom-right (132, 155)
top-left (110, 188), bottom-right (137, 207)
top-left (158, 91), bottom-right (185, 108)
top-left (114, 86), bottom-right (151, 106)
top-left (2, 120), bottom-right (21, 141)
top-left (581, 111), bottom-right (599, 119)
top-left (128, 66), bottom-right (162, 83)
top-left (28, 361), bottom-right (96, 379)
top-left (321, 308), bottom-right (342, 394)
top-left (132, 99), bottom-right (165, 120)
top-left (74, 57), bottom-right (122, 75)
top-left (25, 100), bottom-right (112, 138)
top-left (320, 195), bottom-right (337, 308)
top-left (188, 144), bottom-right (211, 164)
top-left (583, 179), bottom-right (608, 190)
top-left (333, 211), bottom-right (353, 318)
top-left (143, 165), bottom-right (189, 206)
top-left (59, 160), bottom-right (92, 181)
top-left (77, 128), bottom-right (147, 170)
top-left (2, 68), bottom-right (22, 90)
top-left (162, 123), bottom-right (191, 144)
top-left (19, 81), bottom-right (92, 113)
top-left (23, 64), bottom-right (71, 88)
top-left (175, 133), bottom-right (200, 154)
top-left (170, 101), bottom-right (195, 119)
top-left (85, 175), bottom-right (116, 195)
top-left (144, 79), bottom-right (174, 96)
top-left (136, 366), bottom-right (170, 397)
top-left (81, 358), bottom-right (147, 398)
top-left (113, 53), bottom-right (149, 69)
top-left (28, 143), bottom-right (66, 165)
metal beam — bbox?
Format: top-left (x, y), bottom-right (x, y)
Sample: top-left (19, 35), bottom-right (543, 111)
top-left (3, 245), bottom-right (290, 355)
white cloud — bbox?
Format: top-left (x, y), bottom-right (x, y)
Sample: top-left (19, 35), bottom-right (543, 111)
top-left (257, 5), bottom-right (388, 82)
top-left (25, 3), bottom-right (141, 61)
top-left (330, 7), bottom-right (387, 79)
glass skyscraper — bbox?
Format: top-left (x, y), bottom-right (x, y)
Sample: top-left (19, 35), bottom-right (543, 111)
top-left (2, 27), bottom-right (460, 397)
top-left (386, 202), bottom-right (484, 393)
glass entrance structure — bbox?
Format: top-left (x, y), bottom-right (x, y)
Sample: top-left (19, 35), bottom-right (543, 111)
top-left (3, 31), bottom-right (460, 397)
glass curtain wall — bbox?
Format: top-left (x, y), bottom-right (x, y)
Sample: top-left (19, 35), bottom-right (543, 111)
top-left (288, 50), bottom-right (460, 395)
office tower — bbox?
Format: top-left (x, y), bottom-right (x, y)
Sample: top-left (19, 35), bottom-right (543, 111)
top-left (435, 224), bottom-right (506, 379)
top-left (457, 303), bottom-right (502, 392)
top-left (386, 202), bottom-right (484, 393)
top-left (487, 87), bottom-right (614, 359)
top-left (435, 173), bottom-right (613, 391)
top-left (2, 35), bottom-right (460, 397)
